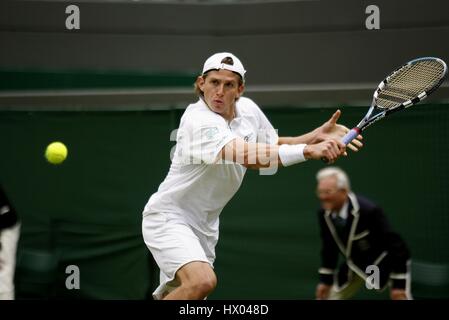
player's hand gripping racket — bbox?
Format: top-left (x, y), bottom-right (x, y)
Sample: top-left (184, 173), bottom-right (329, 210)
top-left (323, 56), bottom-right (447, 163)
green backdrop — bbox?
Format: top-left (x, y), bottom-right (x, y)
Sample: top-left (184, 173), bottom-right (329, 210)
top-left (1, 104), bottom-right (448, 299)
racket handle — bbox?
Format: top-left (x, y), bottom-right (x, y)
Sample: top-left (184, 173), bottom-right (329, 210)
top-left (321, 128), bottom-right (360, 163)
top-left (341, 128), bottom-right (361, 145)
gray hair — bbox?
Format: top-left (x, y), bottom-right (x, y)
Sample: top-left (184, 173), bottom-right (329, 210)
top-left (316, 166), bottom-right (351, 191)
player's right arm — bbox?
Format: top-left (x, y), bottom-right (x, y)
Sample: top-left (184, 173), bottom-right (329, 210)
top-left (219, 137), bottom-right (345, 169)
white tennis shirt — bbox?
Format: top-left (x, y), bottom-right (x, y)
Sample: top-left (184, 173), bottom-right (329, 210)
top-left (143, 97), bottom-right (278, 236)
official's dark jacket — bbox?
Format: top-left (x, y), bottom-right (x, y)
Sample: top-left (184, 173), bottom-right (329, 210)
top-left (317, 193), bottom-right (410, 290)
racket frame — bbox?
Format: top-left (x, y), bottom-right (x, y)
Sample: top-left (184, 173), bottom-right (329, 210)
top-left (341, 56), bottom-right (448, 145)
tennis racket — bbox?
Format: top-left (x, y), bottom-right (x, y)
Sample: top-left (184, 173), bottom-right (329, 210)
top-left (324, 56), bottom-right (447, 162)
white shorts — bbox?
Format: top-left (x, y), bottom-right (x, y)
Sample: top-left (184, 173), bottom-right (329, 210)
top-left (142, 212), bottom-right (216, 300)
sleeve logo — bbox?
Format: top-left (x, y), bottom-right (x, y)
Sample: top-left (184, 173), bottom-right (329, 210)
top-left (202, 127), bottom-right (219, 140)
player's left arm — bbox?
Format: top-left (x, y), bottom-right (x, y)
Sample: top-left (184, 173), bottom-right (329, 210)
top-left (278, 110), bottom-right (363, 153)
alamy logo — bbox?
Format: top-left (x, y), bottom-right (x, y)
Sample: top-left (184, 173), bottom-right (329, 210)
top-left (65, 265), bottom-right (80, 290)
top-left (365, 5), bottom-right (380, 30)
top-left (65, 5), bottom-right (80, 30)
top-left (168, 127), bottom-right (279, 175)
top-left (365, 265), bottom-right (380, 290)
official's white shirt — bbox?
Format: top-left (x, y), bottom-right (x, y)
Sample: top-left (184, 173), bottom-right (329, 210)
top-left (329, 200), bottom-right (349, 220)
top-left (143, 97), bottom-right (278, 238)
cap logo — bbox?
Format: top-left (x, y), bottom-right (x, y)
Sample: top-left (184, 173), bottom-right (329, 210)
top-left (221, 57), bottom-right (234, 65)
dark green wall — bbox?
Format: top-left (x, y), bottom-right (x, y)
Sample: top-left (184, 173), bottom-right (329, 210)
top-left (1, 104), bottom-right (448, 299)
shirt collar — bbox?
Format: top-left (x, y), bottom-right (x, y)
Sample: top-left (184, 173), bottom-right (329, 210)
top-left (337, 200), bottom-right (349, 219)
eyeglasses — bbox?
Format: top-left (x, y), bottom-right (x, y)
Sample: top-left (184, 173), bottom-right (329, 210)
top-left (315, 189), bottom-right (341, 197)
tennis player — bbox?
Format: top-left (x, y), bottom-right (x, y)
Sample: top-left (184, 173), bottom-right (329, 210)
top-left (142, 52), bottom-right (363, 300)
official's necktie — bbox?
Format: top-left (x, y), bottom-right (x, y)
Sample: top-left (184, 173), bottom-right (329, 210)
top-left (333, 214), bottom-right (347, 240)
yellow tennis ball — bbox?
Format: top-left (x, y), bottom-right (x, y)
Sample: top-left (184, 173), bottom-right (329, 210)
top-left (45, 142), bottom-right (68, 165)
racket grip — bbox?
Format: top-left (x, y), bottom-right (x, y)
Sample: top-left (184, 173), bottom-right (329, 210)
top-left (341, 128), bottom-right (360, 145)
top-left (321, 128), bottom-right (360, 163)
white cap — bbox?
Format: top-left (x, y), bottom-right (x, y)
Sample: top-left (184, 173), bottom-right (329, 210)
top-left (202, 52), bottom-right (246, 80)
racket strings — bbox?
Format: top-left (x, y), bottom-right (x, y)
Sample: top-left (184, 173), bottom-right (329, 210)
top-left (376, 60), bottom-right (445, 109)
